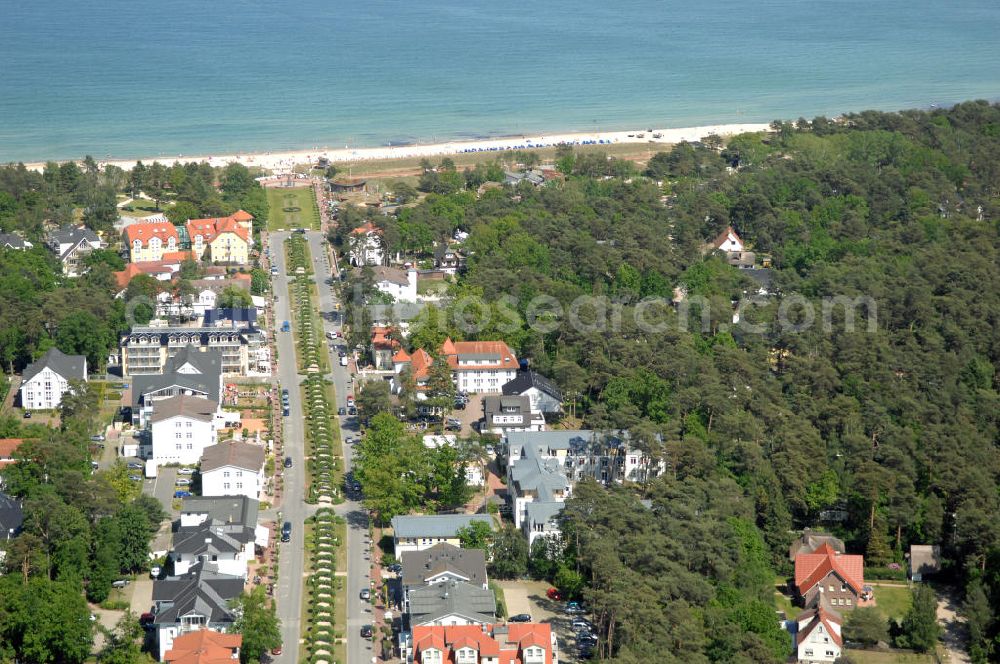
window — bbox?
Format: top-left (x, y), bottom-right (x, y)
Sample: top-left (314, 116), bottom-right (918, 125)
top-left (236, 483), bottom-right (242, 489)
top-left (175, 433), bottom-right (182, 439)
top-left (176, 444), bottom-right (182, 450)
top-left (224, 483), bottom-right (230, 490)
top-left (845, 598), bottom-right (852, 605)
top-left (826, 651), bottom-right (835, 657)
top-left (223, 471), bottom-right (230, 477)
top-left (186, 432), bottom-right (192, 439)
top-left (829, 584), bottom-right (835, 592)
top-left (186, 443), bottom-right (192, 450)
top-left (186, 421), bottom-right (192, 428)
top-left (176, 421), bottom-right (182, 428)
top-left (804, 650), bottom-right (813, 657)
top-left (236, 471), bottom-right (242, 477)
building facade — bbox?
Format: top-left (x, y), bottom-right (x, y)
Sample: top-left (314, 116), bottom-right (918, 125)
top-left (19, 348), bottom-right (87, 411)
top-left (200, 441), bottom-right (266, 499)
top-left (150, 395), bottom-right (218, 465)
top-left (121, 325), bottom-right (256, 376)
top-left (124, 221), bottom-right (180, 263)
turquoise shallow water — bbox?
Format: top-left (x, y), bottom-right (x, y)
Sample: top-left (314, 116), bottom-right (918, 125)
top-left (1, 0), bottom-right (998, 162)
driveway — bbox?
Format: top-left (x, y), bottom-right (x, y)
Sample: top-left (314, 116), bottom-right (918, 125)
top-left (497, 579), bottom-right (577, 663)
top-left (936, 585), bottom-right (971, 663)
top-left (144, 466), bottom-right (178, 515)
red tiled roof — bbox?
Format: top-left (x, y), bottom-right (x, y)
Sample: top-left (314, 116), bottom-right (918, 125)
top-left (413, 624), bottom-right (551, 664)
top-left (709, 225), bottom-right (742, 250)
top-left (796, 605), bottom-right (843, 647)
top-left (0, 438), bottom-right (24, 465)
top-left (112, 262), bottom-right (176, 289)
top-left (392, 348), bottom-right (411, 363)
top-left (371, 326), bottom-right (400, 351)
top-left (161, 250), bottom-right (199, 263)
top-left (794, 545), bottom-right (864, 595)
top-left (164, 628), bottom-right (242, 664)
top-left (351, 221), bottom-right (381, 235)
top-left (446, 340), bottom-right (519, 371)
top-left (187, 213), bottom-right (250, 245)
top-left (231, 209), bottom-right (253, 221)
top-left (123, 221), bottom-right (179, 247)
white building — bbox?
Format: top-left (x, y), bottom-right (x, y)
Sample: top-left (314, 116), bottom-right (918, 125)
top-left (481, 395), bottom-right (545, 436)
top-left (392, 339), bottom-right (519, 399)
top-left (150, 395), bottom-right (218, 465)
top-left (390, 514), bottom-right (495, 557)
top-left (18, 348), bottom-right (87, 411)
top-left (47, 226), bottom-right (102, 277)
top-left (200, 441), bottom-right (266, 499)
top-left (795, 606), bottom-right (842, 663)
top-left (171, 496), bottom-right (268, 579)
top-left (369, 266), bottom-right (418, 303)
top-left (348, 221), bottom-right (386, 267)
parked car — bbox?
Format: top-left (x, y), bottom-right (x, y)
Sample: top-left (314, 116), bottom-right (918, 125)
top-left (360, 588), bottom-right (371, 600)
top-left (281, 320), bottom-right (290, 332)
top-left (509, 614), bottom-right (531, 623)
top-left (128, 474), bottom-right (143, 481)
top-left (346, 395), bottom-right (355, 406)
top-left (281, 521), bottom-right (291, 542)
top-left (90, 434), bottom-right (106, 442)
top-left (338, 407), bottom-right (346, 416)
top-left (174, 490), bottom-right (192, 498)
top-left (283, 406), bottom-right (290, 417)
top-left (91, 461), bottom-right (100, 470)
top-left (360, 625), bottom-right (373, 639)
top-left (347, 406), bottom-right (357, 416)
top-left (178, 467), bottom-right (196, 475)
top-left (111, 579), bottom-right (129, 588)
top-left (149, 566), bottom-right (161, 578)
top-left (175, 478), bottom-right (192, 487)
top-left (546, 587), bottom-right (564, 601)
top-left (565, 601), bottom-right (584, 614)
top-left (127, 462), bottom-right (143, 469)
top-left (22, 410), bottom-right (31, 419)
top-left (139, 612), bottom-right (155, 626)
top-left (284, 456), bottom-right (293, 468)
top-left (572, 619), bottom-right (594, 632)
top-left (270, 646), bottom-right (283, 656)
top-left (352, 482), bottom-right (362, 494)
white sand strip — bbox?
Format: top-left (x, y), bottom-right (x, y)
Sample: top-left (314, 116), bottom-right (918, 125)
top-left (18, 123), bottom-right (771, 173)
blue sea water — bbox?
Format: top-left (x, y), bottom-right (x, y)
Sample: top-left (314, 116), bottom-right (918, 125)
top-left (1, 0), bottom-right (998, 162)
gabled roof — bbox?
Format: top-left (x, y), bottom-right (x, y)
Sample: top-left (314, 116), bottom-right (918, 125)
top-left (0, 438), bottom-right (24, 462)
top-left (0, 492), bottom-right (24, 538)
top-left (150, 394), bottom-right (216, 424)
top-left (708, 225), bottom-right (742, 251)
top-left (231, 210), bottom-right (254, 222)
top-left (395, 348), bottom-right (434, 383)
top-left (794, 544), bottom-right (864, 595)
top-left (413, 623), bottom-right (553, 664)
top-left (201, 441), bottom-right (265, 474)
top-left (407, 580), bottom-right (497, 626)
top-left (49, 226), bottom-right (100, 255)
top-left (124, 221), bottom-right (179, 247)
top-left (152, 565), bottom-right (243, 626)
top-left (132, 347), bottom-right (222, 410)
top-left (22, 347), bottom-right (86, 383)
top-left (502, 371), bottom-right (562, 401)
top-left (180, 495), bottom-right (258, 527)
top-left (796, 605), bottom-right (842, 647)
top-left (391, 514), bottom-right (494, 540)
top-left (186, 213), bottom-right (250, 244)
top-left (351, 221), bottom-right (381, 235)
top-left (366, 265), bottom-right (410, 286)
top-left (172, 522), bottom-right (248, 556)
top-left (445, 340), bottom-right (518, 371)
top-left (164, 629), bottom-right (242, 664)
top-left (401, 543), bottom-right (488, 589)
top-left (0, 232), bottom-right (32, 249)
top-left (789, 529), bottom-right (845, 561)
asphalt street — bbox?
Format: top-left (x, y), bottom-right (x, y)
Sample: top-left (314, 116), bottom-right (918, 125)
top-left (271, 231), bottom-right (308, 664)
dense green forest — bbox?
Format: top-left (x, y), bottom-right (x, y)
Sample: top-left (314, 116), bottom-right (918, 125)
top-left (338, 101), bottom-right (1000, 661)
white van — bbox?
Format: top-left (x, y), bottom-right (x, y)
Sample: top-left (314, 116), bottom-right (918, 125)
top-left (340, 355), bottom-right (349, 367)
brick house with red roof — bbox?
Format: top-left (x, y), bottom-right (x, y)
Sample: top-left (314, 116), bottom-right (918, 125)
top-left (412, 623), bottom-right (554, 664)
top-left (793, 543), bottom-right (866, 609)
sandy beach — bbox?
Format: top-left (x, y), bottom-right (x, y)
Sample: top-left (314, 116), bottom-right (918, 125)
top-left (19, 123), bottom-right (771, 174)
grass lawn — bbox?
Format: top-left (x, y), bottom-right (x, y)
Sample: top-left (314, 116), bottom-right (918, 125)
top-left (871, 583), bottom-right (913, 622)
top-left (266, 186), bottom-right (320, 230)
top-left (121, 198), bottom-right (168, 216)
top-left (847, 649), bottom-right (935, 663)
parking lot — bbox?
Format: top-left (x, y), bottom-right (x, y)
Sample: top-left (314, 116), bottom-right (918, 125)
top-left (497, 579), bottom-right (593, 663)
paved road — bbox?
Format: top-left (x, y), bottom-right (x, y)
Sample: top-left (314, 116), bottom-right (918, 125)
top-left (302, 231), bottom-right (376, 664)
top-left (271, 231), bottom-right (308, 664)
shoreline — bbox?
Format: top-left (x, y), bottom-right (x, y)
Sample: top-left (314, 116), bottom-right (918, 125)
top-left (16, 123), bottom-right (772, 174)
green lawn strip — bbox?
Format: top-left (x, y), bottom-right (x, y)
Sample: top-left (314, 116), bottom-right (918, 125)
top-left (300, 520), bottom-right (315, 647)
top-left (870, 582), bottom-right (913, 622)
top-left (332, 519), bottom-right (348, 664)
top-left (846, 649), bottom-right (935, 663)
top-left (266, 187), bottom-right (320, 231)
